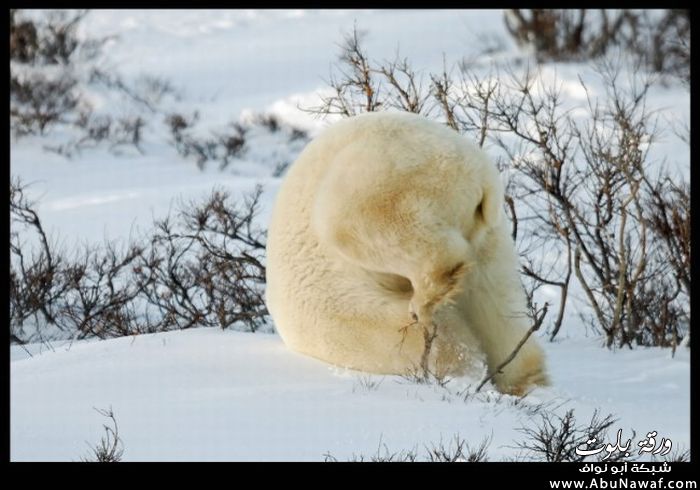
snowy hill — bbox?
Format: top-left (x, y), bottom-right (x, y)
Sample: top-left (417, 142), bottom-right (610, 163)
top-left (10, 329), bottom-right (690, 461)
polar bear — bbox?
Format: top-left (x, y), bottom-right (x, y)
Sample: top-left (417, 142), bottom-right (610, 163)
top-left (265, 111), bottom-right (548, 395)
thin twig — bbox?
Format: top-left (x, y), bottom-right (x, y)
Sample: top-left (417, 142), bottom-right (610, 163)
top-left (419, 321), bottom-right (440, 380)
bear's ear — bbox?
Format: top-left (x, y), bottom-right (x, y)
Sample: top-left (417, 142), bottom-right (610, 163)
top-left (475, 182), bottom-right (503, 227)
top-left (441, 261), bottom-right (467, 298)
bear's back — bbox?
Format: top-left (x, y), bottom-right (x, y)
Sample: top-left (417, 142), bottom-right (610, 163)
top-left (267, 112), bottom-right (504, 275)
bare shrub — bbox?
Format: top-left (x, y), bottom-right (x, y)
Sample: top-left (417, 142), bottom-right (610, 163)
top-left (666, 447), bottom-right (690, 463)
top-left (617, 10), bottom-right (689, 85)
top-left (44, 72), bottom-right (177, 157)
top-left (426, 435), bottom-right (491, 462)
top-left (46, 112), bottom-right (148, 157)
top-left (11, 10), bottom-right (306, 170)
top-left (324, 434), bottom-right (491, 462)
top-left (89, 71), bottom-right (177, 114)
top-left (397, 321), bottom-right (454, 388)
top-left (10, 74), bottom-right (80, 136)
top-left (10, 180), bottom-right (269, 344)
top-left (504, 10), bottom-right (626, 62)
top-left (250, 113), bottom-right (280, 133)
top-left (325, 409), bottom-right (644, 463)
top-left (304, 25), bottom-right (432, 119)
top-left (165, 111), bottom-right (309, 172)
top-left (10, 9), bottom-right (39, 63)
top-left (352, 375), bottom-right (384, 393)
top-left (82, 407), bottom-right (124, 463)
top-left (514, 409), bottom-right (627, 462)
top-left (568, 64), bottom-right (686, 347)
top-left (10, 10), bottom-right (105, 137)
top-left (303, 26), bottom-right (689, 349)
top-left (11, 179), bottom-right (155, 341)
top-left (642, 176), bottom-right (690, 353)
top-left (10, 10), bottom-right (175, 157)
top-left (504, 10), bottom-right (689, 84)
top-left (41, 71), bottom-right (175, 157)
top-left (324, 447), bottom-right (417, 462)
top-left (470, 61), bottom-right (688, 348)
top-left (400, 365), bottom-right (451, 389)
top-left (10, 178), bottom-right (71, 342)
top-left (165, 112), bottom-right (248, 170)
top-left (134, 187), bottom-right (268, 332)
top-left (310, 26), bottom-right (382, 117)
top-left (61, 242), bottom-right (150, 339)
top-left (10, 9), bottom-right (103, 66)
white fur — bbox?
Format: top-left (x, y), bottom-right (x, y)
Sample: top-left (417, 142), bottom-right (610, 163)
top-left (265, 111), bottom-right (548, 394)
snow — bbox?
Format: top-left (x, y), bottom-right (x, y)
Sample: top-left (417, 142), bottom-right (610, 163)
top-left (11, 9), bottom-right (690, 461)
top-left (10, 329), bottom-right (690, 461)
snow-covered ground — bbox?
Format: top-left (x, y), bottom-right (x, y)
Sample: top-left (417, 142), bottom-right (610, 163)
top-left (10, 329), bottom-right (690, 461)
top-left (10, 9), bottom-right (690, 461)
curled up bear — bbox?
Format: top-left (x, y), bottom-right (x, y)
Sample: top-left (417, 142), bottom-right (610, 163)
top-left (265, 111), bottom-right (548, 395)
